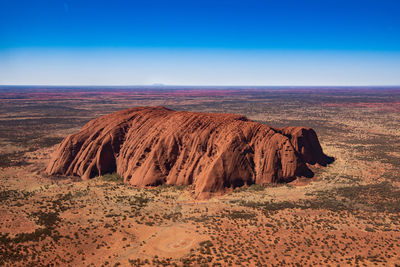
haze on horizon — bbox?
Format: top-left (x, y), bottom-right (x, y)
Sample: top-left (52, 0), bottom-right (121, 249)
top-left (1, 0), bottom-right (400, 86)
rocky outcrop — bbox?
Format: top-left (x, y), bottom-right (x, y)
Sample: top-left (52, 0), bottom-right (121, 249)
top-left (46, 106), bottom-right (333, 199)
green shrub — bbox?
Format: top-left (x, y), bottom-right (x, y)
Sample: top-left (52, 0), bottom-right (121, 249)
top-left (248, 184), bottom-right (265, 191)
top-left (101, 173), bottom-right (123, 183)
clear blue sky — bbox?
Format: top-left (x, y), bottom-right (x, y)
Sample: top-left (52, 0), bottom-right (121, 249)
top-left (1, 0), bottom-right (399, 85)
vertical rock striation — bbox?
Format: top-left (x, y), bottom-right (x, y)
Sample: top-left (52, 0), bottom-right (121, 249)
top-left (46, 107), bottom-right (333, 199)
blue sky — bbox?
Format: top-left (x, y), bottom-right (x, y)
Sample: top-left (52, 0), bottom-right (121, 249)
top-left (1, 0), bottom-right (400, 85)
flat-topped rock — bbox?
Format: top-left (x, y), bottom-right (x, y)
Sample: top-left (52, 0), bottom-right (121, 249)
top-left (46, 106), bottom-right (333, 199)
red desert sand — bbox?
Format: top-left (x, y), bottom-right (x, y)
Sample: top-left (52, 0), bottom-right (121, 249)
top-left (46, 106), bottom-right (333, 199)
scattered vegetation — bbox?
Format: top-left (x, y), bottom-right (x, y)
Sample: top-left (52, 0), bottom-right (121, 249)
top-left (1, 87), bottom-right (400, 266)
top-left (100, 173), bottom-right (123, 183)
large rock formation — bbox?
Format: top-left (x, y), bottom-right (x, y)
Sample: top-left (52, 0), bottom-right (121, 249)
top-left (46, 106), bottom-right (333, 199)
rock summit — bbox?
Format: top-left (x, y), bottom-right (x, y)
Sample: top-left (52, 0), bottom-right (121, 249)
top-left (46, 107), bottom-right (333, 198)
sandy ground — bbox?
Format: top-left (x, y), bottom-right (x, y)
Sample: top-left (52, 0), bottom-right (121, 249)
top-left (1, 87), bottom-right (400, 266)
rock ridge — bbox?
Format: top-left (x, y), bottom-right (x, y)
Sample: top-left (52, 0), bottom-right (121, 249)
top-left (46, 106), bottom-right (333, 199)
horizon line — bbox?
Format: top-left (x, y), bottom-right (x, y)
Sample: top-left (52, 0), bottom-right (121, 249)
top-left (1, 84), bottom-right (400, 88)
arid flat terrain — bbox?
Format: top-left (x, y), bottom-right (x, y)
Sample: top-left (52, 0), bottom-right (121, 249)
top-left (1, 86), bottom-right (399, 266)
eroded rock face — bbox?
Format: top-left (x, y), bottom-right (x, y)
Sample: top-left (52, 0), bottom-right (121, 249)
top-left (46, 107), bottom-right (333, 199)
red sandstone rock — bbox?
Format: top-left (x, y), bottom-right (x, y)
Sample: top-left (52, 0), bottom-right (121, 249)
top-left (46, 107), bottom-right (333, 199)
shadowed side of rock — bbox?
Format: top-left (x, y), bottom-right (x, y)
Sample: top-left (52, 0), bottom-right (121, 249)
top-left (280, 126), bottom-right (335, 167)
top-left (46, 106), bottom-right (333, 199)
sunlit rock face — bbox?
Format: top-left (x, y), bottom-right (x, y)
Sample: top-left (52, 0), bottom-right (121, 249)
top-left (46, 106), bottom-right (333, 199)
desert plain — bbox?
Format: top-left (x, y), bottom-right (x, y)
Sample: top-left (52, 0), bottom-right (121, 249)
top-left (0, 86), bottom-right (399, 266)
